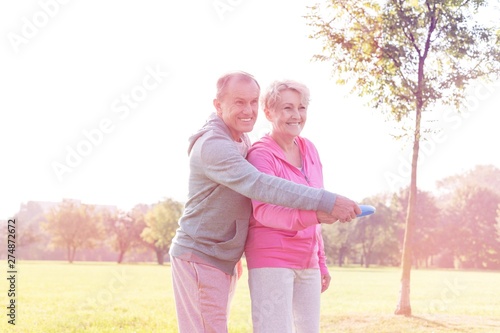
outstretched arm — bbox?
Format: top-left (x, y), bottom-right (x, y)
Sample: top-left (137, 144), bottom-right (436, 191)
top-left (197, 132), bottom-right (360, 220)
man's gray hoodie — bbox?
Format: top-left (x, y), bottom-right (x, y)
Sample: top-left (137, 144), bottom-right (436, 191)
top-left (169, 113), bottom-right (337, 275)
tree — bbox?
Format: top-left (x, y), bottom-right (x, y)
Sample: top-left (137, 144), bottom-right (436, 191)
top-left (436, 165), bottom-right (500, 268)
top-left (392, 189), bottom-right (442, 268)
top-left (104, 208), bottom-right (146, 264)
top-left (445, 185), bottom-right (500, 269)
top-left (322, 221), bottom-right (356, 266)
top-left (496, 205), bottom-right (500, 255)
top-left (323, 193), bottom-right (401, 267)
top-left (437, 165), bottom-right (500, 199)
top-left (141, 198), bottom-right (183, 265)
top-left (352, 195), bottom-right (400, 267)
top-left (43, 199), bottom-right (104, 263)
top-left (306, 0), bottom-right (500, 315)
top-left (13, 201), bottom-right (45, 248)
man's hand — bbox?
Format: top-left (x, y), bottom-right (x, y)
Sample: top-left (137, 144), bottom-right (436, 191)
top-left (236, 260), bottom-right (243, 279)
top-left (330, 195), bottom-right (361, 223)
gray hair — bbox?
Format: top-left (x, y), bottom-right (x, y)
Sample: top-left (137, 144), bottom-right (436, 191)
top-left (261, 80), bottom-right (310, 111)
top-left (215, 71), bottom-right (260, 100)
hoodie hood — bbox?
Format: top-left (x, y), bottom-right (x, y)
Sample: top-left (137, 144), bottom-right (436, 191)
top-left (188, 113), bottom-right (221, 155)
top-left (187, 112), bottom-right (252, 155)
top-left (248, 134), bottom-right (309, 163)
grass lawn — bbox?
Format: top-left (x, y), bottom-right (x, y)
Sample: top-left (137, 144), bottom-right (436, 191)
top-left (1, 261), bottom-right (499, 332)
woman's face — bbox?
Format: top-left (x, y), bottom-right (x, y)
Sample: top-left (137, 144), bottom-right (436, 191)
top-left (267, 89), bottom-right (307, 140)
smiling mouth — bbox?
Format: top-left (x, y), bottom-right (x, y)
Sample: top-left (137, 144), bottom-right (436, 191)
top-left (239, 118), bottom-right (253, 122)
top-left (286, 122), bottom-right (301, 126)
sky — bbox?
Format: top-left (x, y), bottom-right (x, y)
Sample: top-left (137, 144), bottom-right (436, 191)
top-left (1, 0), bottom-right (499, 218)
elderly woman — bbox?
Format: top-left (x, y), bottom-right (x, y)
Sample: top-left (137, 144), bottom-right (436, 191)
top-left (245, 80), bottom-right (331, 333)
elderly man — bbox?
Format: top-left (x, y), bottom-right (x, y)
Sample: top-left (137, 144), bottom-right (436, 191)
top-left (169, 71), bottom-right (360, 333)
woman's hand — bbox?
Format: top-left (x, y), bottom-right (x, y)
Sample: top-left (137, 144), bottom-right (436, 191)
top-left (321, 273), bottom-right (331, 293)
top-left (316, 211), bottom-right (338, 224)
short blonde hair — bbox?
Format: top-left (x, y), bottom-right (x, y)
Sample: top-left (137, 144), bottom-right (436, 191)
top-left (261, 80), bottom-right (310, 111)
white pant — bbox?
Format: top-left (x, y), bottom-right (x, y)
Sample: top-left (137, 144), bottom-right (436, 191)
top-left (249, 268), bottom-right (321, 333)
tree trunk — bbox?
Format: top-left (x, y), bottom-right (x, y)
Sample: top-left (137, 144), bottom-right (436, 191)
top-left (117, 250), bottom-right (125, 264)
top-left (67, 245), bottom-right (73, 263)
top-left (68, 246), bottom-right (76, 263)
top-left (338, 245), bottom-right (346, 267)
top-left (395, 55), bottom-right (424, 315)
top-left (155, 248), bottom-right (165, 265)
top-left (394, 130), bottom-right (418, 316)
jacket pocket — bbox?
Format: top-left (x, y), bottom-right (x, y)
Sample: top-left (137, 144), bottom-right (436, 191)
top-left (280, 229), bottom-right (315, 253)
top-left (213, 219), bottom-right (249, 261)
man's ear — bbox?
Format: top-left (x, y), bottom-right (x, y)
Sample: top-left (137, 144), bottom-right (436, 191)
top-left (213, 99), bottom-right (222, 116)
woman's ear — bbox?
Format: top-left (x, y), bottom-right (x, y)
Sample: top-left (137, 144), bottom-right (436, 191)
top-left (264, 108), bottom-right (273, 122)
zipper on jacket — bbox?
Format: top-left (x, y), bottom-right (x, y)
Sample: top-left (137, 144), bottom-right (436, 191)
top-left (300, 167), bottom-right (310, 184)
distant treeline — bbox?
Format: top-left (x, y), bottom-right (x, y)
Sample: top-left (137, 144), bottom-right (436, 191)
top-left (323, 165), bottom-right (500, 270)
top-left (2, 165), bottom-right (499, 269)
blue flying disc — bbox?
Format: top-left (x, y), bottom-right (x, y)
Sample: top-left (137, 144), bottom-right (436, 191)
top-left (357, 205), bottom-right (376, 217)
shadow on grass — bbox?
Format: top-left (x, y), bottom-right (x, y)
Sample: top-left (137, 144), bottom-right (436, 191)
top-left (410, 315), bottom-right (467, 332)
top-left (409, 315), bottom-right (500, 332)
top-left (321, 314), bottom-right (500, 332)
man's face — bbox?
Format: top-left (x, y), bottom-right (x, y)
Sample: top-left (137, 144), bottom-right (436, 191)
top-left (214, 78), bottom-right (260, 141)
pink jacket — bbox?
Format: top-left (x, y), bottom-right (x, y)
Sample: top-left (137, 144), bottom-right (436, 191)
top-left (245, 134), bottom-right (328, 275)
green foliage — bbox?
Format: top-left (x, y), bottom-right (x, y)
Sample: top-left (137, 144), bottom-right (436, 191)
top-left (351, 194), bottom-right (401, 267)
top-left (322, 165), bottom-right (500, 270)
top-left (306, 0), bottom-right (500, 315)
top-left (141, 198), bottom-right (183, 264)
top-left (323, 193), bottom-right (401, 267)
top-left (445, 186), bottom-right (500, 269)
top-left (392, 188), bottom-right (443, 267)
top-left (437, 164), bottom-right (500, 198)
top-left (13, 201), bottom-right (45, 247)
top-left (306, 0), bottom-right (500, 122)
top-left (436, 165), bottom-right (500, 268)
top-left (43, 199), bottom-right (104, 263)
top-left (103, 206), bottom-right (147, 263)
